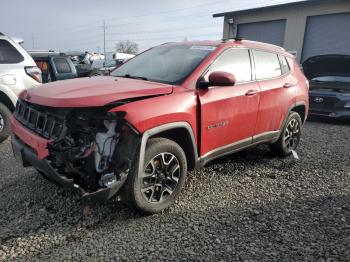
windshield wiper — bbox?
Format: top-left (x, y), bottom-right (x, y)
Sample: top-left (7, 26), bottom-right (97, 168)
top-left (120, 74), bottom-right (148, 81)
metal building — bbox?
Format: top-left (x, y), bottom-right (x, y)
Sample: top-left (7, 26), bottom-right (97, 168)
top-left (213, 0), bottom-right (350, 62)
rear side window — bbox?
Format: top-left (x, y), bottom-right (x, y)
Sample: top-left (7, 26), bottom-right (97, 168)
top-left (53, 57), bottom-right (72, 73)
top-left (253, 50), bottom-right (281, 80)
top-left (0, 39), bottom-right (24, 64)
top-left (205, 48), bottom-right (252, 83)
top-left (279, 55), bottom-right (290, 75)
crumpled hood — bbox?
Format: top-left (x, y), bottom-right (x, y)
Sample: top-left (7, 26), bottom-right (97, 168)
top-left (21, 76), bottom-right (173, 107)
top-left (302, 55), bottom-right (350, 80)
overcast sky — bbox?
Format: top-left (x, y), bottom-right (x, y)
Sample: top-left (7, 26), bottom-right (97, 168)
top-left (2, 0), bottom-right (301, 53)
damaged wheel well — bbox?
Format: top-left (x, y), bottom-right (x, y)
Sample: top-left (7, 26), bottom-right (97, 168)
top-left (151, 128), bottom-right (197, 171)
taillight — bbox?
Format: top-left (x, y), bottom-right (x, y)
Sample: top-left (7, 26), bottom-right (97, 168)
top-left (25, 66), bottom-right (42, 83)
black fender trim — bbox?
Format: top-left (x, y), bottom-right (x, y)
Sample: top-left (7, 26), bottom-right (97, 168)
top-left (280, 101), bottom-right (307, 131)
top-left (138, 122), bottom-right (200, 178)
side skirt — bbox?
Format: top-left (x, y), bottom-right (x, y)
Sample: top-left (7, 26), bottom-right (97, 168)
top-left (199, 130), bottom-right (280, 167)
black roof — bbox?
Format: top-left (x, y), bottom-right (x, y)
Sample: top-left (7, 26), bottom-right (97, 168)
top-left (213, 0), bottom-right (325, 17)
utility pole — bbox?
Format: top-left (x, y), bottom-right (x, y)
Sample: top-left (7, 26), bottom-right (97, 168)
top-left (102, 20), bottom-right (106, 63)
top-left (31, 34), bottom-right (35, 49)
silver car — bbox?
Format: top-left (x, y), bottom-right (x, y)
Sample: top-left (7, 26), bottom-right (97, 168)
top-left (0, 32), bottom-right (41, 142)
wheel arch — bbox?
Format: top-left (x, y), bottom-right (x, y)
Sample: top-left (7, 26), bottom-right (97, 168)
top-left (0, 90), bottom-right (16, 112)
top-left (278, 101), bottom-right (307, 135)
top-left (291, 102), bottom-right (307, 124)
top-left (139, 122), bottom-right (199, 174)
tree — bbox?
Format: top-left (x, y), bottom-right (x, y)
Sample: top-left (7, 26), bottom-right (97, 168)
top-left (115, 40), bottom-right (139, 55)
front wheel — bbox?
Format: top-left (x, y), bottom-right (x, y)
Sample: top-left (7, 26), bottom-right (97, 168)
top-left (269, 111), bottom-right (302, 157)
top-left (123, 138), bottom-right (187, 215)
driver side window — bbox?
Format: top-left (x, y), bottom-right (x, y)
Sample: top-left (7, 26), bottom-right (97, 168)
top-left (204, 48), bottom-right (252, 83)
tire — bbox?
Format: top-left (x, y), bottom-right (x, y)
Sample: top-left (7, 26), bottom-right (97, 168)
top-left (122, 138), bottom-right (187, 215)
top-left (269, 111), bottom-right (302, 157)
top-left (0, 103), bottom-right (12, 143)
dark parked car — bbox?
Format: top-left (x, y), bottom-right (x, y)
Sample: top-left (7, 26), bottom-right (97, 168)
top-left (29, 51), bottom-right (77, 83)
top-left (303, 55), bottom-right (350, 119)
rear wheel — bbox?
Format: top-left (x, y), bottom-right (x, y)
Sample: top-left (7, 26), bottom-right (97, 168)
top-left (0, 103), bottom-right (12, 143)
top-left (123, 138), bottom-right (187, 215)
top-left (269, 111), bottom-right (302, 156)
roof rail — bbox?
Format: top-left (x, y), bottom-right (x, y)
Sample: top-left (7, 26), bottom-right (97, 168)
top-left (28, 50), bottom-right (59, 53)
top-left (222, 36), bottom-right (245, 42)
top-left (0, 32), bottom-right (4, 36)
top-left (160, 42), bottom-right (176, 45)
top-left (245, 39), bottom-right (285, 50)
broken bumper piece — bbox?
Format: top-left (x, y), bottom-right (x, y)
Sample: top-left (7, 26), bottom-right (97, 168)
top-left (11, 136), bottom-right (127, 204)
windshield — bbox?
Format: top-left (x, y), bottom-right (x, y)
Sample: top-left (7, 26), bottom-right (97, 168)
top-left (111, 44), bottom-right (216, 85)
top-left (312, 76), bottom-right (350, 83)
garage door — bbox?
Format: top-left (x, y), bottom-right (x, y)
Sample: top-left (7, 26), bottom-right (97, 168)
top-left (236, 19), bottom-right (286, 47)
top-left (302, 13), bottom-right (350, 62)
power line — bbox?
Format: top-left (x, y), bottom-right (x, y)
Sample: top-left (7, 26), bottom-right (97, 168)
top-left (39, 30), bottom-right (221, 51)
top-left (34, 0), bottom-right (229, 36)
top-left (34, 0), bottom-right (288, 37)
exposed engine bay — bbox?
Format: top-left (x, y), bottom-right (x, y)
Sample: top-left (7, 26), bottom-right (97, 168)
top-left (14, 99), bottom-right (140, 196)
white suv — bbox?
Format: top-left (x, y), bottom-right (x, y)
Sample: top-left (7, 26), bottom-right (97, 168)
top-left (0, 32), bottom-right (41, 142)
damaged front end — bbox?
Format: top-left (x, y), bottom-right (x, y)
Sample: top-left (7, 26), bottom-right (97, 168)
top-left (12, 99), bottom-right (140, 203)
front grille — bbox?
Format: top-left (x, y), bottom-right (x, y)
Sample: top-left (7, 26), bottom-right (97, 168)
top-left (14, 100), bottom-right (65, 140)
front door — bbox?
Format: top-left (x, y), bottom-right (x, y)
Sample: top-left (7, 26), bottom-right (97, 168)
top-left (198, 48), bottom-right (260, 157)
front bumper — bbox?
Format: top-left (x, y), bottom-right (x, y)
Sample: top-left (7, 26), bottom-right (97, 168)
top-left (309, 109), bottom-right (350, 119)
top-left (11, 117), bottom-right (127, 203)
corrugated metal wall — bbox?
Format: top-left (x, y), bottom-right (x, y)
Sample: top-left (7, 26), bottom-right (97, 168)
top-left (302, 12), bottom-right (350, 61)
top-left (236, 19), bottom-right (286, 46)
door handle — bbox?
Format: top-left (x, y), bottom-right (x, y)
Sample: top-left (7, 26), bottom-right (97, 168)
top-left (245, 89), bottom-right (259, 96)
top-left (283, 83), bottom-right (294, 88)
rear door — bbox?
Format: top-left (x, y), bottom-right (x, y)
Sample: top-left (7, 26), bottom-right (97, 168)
top-left (50, 56), bottom-right (77, 81)
top-left (252, 50), bottom-right (296, 135)
top-left (198, 48), bottom-right (260, 156)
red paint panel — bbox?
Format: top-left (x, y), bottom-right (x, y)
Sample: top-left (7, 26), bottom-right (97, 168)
top-left (110, 88), bottom-right (198, 142)
top-left (22, 76), bottom-right (173, 108)
top-left (198, 82), bottom-right (260, 155)
top-left (10, 117), bottom-right (51, 159)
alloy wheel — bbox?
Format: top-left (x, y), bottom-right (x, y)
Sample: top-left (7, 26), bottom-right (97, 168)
top-left (283, 118), bottom-right (300, 150)
top-left (140, 152), bottom-right (181, 203)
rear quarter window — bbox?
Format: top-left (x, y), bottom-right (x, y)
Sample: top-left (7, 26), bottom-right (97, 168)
top-left (53, 57), bottom-right (72, 73)
top-left (0, 39), bottom-right (24, 64)
top-left (253, 50), bottom-right (282, 80)
top-left (279, 55), bottom-right (290, 75)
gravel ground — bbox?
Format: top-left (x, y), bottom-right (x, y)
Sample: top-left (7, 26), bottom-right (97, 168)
top-left (0, 118), bottom-right (349, 261)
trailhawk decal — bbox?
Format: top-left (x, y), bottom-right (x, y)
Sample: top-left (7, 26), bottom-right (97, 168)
top-left (207, 120), bottom-right (229, 130)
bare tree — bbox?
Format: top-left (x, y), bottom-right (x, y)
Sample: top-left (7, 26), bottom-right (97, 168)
top-left (115, 40), bottom-right (139, 54)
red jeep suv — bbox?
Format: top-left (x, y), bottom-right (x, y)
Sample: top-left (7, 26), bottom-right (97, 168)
top-left (11, 39), bottom-right (309, 214)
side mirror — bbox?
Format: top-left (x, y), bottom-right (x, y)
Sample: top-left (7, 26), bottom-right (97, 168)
top-left (208, 71), bottom-right (236, 87)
